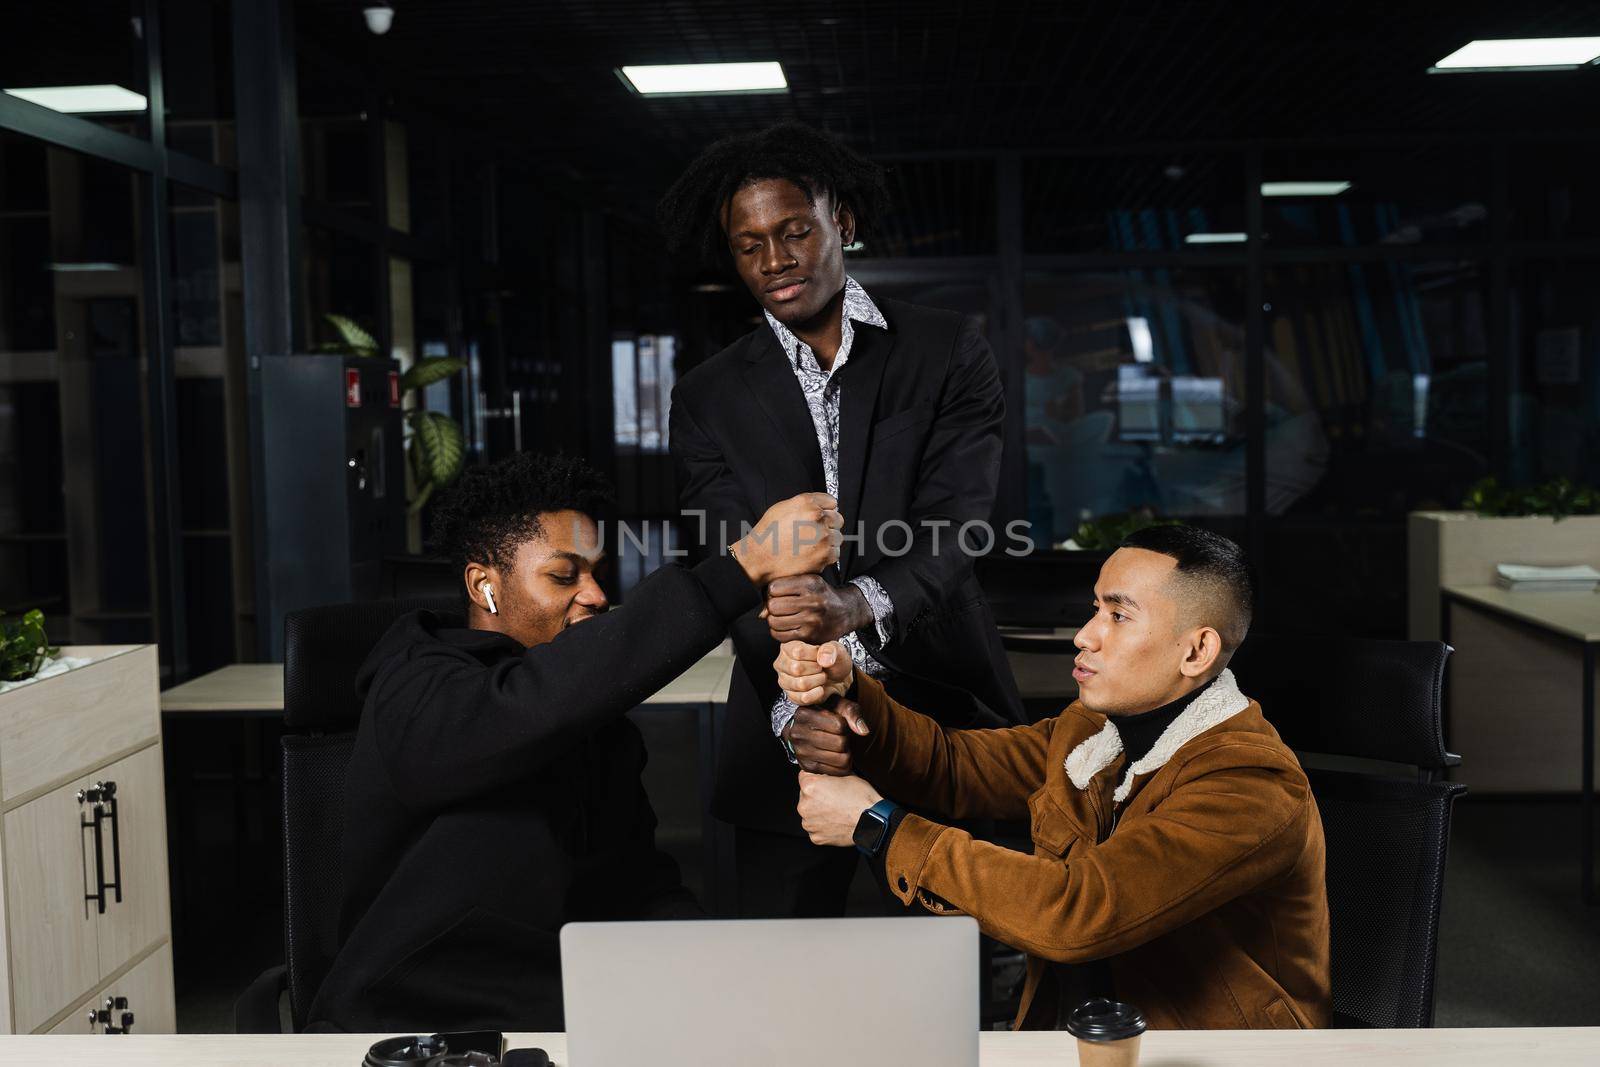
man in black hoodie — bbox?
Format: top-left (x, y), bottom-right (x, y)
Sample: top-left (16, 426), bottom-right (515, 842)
top-left (307, 454), bottom-right (841, 1033)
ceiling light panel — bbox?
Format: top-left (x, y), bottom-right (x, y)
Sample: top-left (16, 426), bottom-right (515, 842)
top-left (1260, 181), bottom-right (1350, 195)
top-left (4, 84), bottom-right (148, 113)
top-left (618, 62), bottom-right (787, 96)
top-left (1430, 37), bottom-right (1600, 72)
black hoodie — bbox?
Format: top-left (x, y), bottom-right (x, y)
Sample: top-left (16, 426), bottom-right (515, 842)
top-left (307, 553), bottom-right (759, 1033)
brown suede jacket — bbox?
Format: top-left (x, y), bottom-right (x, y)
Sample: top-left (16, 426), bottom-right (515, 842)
top-left (851, 668), bottom-right (1330, 1030)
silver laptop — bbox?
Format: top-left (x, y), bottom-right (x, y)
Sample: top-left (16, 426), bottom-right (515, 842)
top-left (560, 917), bottom-right (979, 1067)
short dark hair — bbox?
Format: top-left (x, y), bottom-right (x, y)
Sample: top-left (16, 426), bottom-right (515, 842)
top-left (430, 453), bottom-right (613, 573)
top-left (1120, 524), bottom-right (1255, 652)
top-left (656, 121), bottom-right (890, 269)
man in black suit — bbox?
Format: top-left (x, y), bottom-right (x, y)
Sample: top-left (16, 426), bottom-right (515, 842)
top-left (309, 453), bottom-right (841, 1032)
top-left (661, 123), bottom-right (1026, 918)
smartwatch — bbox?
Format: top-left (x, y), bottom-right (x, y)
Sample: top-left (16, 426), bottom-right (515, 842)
top-left (852, 798), bottom-right (900, 859)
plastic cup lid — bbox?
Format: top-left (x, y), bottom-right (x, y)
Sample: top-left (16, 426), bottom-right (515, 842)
top-left (1066, 997), bottom-right (1148, 1042)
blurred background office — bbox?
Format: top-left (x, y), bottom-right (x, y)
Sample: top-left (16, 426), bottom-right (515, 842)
top-left (1, 0), bottom-right (1598, 1036)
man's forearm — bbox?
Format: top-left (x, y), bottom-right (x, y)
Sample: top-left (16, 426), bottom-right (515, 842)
top-left (851, 673), bottom-right (1048, 821)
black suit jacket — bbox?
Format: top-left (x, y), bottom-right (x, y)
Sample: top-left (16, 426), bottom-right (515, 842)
top-left (670, 296), bottom-right (1025, 834)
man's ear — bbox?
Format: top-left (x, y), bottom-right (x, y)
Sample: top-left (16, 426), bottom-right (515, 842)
top-left (464, 561), bottom-right (497, 612)
top-left (834, 201), bottom-right (856, 247)
top-left (1178, 626), bottom-right (1224, 679)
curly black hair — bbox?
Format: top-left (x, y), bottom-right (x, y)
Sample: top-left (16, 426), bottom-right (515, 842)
top-left (429, 452), bottom-right (614, 573)
top-left (656, 121), bottom-right (890, 269)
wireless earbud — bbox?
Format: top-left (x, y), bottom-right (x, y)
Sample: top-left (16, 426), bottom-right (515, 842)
top-left (482, 584), bottom-right (498, 615)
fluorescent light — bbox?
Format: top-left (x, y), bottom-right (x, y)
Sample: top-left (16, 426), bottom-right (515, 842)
top-left (1430, 37), bottom-right (1600, 72)
top-left (1185, 232), bottom-right (1248, 244)
top-left (48, 262), bottom-right (126, 272)
top-left (618, 62), bottom-right (787, 96)
top-left (1126, 317), bottom-right (1154, 364)
top-left (1261, 181), bottom-right (1352, 197)
top-left (4, 84), bottom-right (147, 113)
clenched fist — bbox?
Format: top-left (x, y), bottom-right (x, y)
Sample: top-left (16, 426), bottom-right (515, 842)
top-left (732, 493), bottom-right (843, 585)
top-left (774, 640), bottom-right (855, 706)
top-left (782, 698), bottom-right (870, 775)
top-left (762, 574), bottom-right (871, 644)
top-left (797, 771), bottom-right (883, 847)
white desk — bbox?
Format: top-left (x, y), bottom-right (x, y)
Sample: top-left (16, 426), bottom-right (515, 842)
top-left (3, 1027), bottom-right (1598, 1065)
top-left (160, 664), bottom-right (285, 716)
top-left (158, 647), bottom-right (738, 715)
top-left (1441, 585), bottom-right (1600, 902)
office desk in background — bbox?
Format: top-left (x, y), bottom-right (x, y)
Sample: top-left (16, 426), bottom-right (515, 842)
top-left (158, 646), bottom-right (740, 912)
top-left (3, 1027), bottom-right (1599, 1065)
top-left (1440, 585), bottom-right (1600, 903)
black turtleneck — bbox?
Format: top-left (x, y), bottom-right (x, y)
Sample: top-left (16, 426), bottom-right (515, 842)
top-left (1111, 682), bottom-right (1208, 769)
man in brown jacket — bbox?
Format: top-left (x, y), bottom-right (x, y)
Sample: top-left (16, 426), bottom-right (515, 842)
top-left (776, 525), bottom-right (1330, 1030)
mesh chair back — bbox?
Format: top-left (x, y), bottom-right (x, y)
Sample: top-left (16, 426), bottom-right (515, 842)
top-left (281, 733), bottom-right (355, 1030)
top-left (1312, 769), bottom-right (1466, 1027)
top-left (1230, 635), bottom-right (1463, 1028)
top-left (279, 597), bottom-right (458, 1029)
top-left (283, 597), bottom-right (458, 731)
top-left (1229, 634), bottom-right (1456, 770)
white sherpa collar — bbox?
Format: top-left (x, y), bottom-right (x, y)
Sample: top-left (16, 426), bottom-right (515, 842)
top-left (1062, 669), bottom-right (1251, 803)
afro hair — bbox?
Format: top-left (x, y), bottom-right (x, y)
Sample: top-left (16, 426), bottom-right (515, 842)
top-left (656, 121), bottom-right (890, 270)
top-left (429, 452), bottom-right (614, 572)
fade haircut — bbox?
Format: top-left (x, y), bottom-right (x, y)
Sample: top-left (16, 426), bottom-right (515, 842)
top-left (430, 453), bottom-right (613, 576)
top-left (1120, 524), bottom-right (1255, 654)
top-left (656, 121), bottom-right (890, 269)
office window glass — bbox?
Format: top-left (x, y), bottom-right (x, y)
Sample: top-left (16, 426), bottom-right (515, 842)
top-left (302, 225), bottom-right (380, 348)
top-left (612, 334), bottom-right (675, 455)
top-left (1262, 145), bottom-right (1489, 249)
top-left (1508, 260), bottom-right (1600, 486)
top-left (298, 52), bottom-right (378, 218)
top-left (858, 158), bottom-right (996, 258)
top-left (171, 177), bottom-right (244, 671)
top-left (1024, 154), bottom-right (1247, 254)
top-left (0, 132), bottom-right (154, 642)
top-left (1022, 270), bottom-right (1249, 545)
top-left (1263, 259), bottom-right (1489, 516)
top-left (1509, 142), bottom-right (1600, 242)
top-left (161, 0), bottom-right (235, 166)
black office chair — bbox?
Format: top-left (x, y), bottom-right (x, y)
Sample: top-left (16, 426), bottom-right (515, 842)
top-left (234, 596), bottom-right (459, 1033)
top-left (1229, 634), bottom-right (1465, 1028)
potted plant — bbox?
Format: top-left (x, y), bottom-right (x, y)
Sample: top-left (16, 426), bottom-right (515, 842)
top-left (1407, 476), bottom-right (1600, 641)
top-left (0, 609), bottom-right (57, 686)
top-left (319, 314), bottom-right (468, 512)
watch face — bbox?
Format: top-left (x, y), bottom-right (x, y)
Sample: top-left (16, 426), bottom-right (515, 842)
top-left (853, 808), bottom-right (887, 854)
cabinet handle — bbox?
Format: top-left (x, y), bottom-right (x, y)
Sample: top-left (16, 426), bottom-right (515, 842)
top-left (77, 787), bottom-right (106, 915)
top-left (75, 780), bottom-right (122, 912)
top-left (102, 781), bottom-right (123, 905)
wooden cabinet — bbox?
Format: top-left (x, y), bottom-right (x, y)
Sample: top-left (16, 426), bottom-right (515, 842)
top-left (3, 775), bottom-right (103, 1033)
top-left (0, 646), bottom-right (173, 1034)
top-left (48, 943), bottom-right (175, 1036)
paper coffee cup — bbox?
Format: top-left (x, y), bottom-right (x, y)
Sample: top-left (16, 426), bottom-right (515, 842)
top-left (1065, 997), bottom-right (1147, 1067)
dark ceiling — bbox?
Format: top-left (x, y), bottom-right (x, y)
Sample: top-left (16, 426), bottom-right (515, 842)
top-left (295, 0), bottom-right (1600, 219)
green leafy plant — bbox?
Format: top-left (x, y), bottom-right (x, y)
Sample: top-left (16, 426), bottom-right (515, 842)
top-left (319, 314), bottom-right (468, 513)
top-left (1068, 509), bottom-right (1183, 551)
top-left (1, 609), bottom-right (58, 684)
top-left (1462, 476), bottom-right (1600, 522)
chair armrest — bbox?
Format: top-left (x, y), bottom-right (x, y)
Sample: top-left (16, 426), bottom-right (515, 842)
top-left (234, 964), bottom-right (287, 1033)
